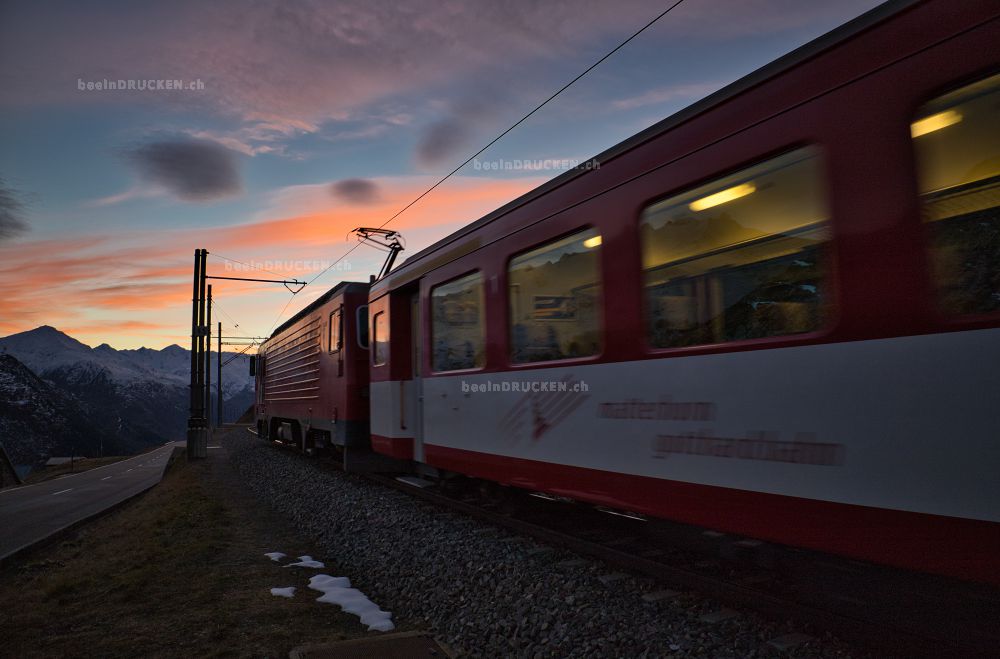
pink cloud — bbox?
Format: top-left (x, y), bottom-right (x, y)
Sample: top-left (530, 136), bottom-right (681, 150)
top-left (4, 1), bottom-right (883, 151)
top-left (0, 1), bottom-right (669, 144)
top-left (0, 174), bottom-right (545, 347)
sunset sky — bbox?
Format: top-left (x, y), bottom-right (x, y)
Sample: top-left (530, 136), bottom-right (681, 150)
top-left (0, 0), bottom-right (882, 349)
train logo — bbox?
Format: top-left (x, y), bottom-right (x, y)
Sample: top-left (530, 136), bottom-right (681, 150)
top-left (498, 375), bottom-right (589, 444)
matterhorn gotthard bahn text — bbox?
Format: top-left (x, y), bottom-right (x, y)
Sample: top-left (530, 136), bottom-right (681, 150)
top-left (0, 326), bottom-right (253, 468)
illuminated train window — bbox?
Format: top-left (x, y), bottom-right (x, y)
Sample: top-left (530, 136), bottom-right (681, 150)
top-left (372, 311), bottom-right (388, 366)
top-left (509, 228), bottom-right (602, 363)
top-left (913, 73), bottom-right (1000, 316)
top-left (641, 147), bottom-right (830, 348)
top-left (431, 271), bottom-right (485, 372)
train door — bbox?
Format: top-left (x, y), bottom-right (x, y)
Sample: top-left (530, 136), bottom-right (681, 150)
top-left (410, 292), bottom-right (425, 462)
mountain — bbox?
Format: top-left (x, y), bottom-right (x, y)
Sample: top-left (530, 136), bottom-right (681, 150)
top-left (0, 327), bottom-right (256, 467)
top-left (0, 326), bottom-right (252, 393)
top-left (0, 353), bottom-right (94, 466)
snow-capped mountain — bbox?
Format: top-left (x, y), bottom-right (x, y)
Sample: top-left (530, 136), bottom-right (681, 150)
top-left (0, 326), bottom-right (256, 467)
top-left (0, 326), bottom-right (253, 396)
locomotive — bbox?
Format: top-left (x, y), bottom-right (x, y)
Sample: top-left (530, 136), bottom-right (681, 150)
top-left (255, 0), bottom-right (1000, 584)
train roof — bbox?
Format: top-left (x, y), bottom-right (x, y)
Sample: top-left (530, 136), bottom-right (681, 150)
top-left (372, 0), bottom-right (917, 295)
top-left (267, 280), bottom-right (369, 342)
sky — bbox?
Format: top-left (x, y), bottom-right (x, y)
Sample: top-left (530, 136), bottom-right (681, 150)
top-left (0, 0), bottom-right (884, 349)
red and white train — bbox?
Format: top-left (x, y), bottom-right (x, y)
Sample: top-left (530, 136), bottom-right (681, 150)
top-left (255, 0), bottom-right (1000, 585)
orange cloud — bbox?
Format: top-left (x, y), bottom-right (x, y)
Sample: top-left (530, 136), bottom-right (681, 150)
top-left (0, 175), bottom-right (545, 348)
top-left (210, 176), bottom-right (543, 252)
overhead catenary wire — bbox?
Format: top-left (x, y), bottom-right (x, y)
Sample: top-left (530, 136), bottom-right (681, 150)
top-left (210, 300), bottom-right (267, 368)
top-left (223, 342), bottom-right (256, 367)
top-left (211, 298), bottom-right (248, 338)
top-left (370, 0), bottom-right (687, 234)
top-left (266, 0), bottom-right (687, 334)
top-left (265, 291), bottom-right (305, 337)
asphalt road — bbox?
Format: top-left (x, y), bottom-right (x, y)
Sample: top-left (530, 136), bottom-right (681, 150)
top-left (0, 442), bottom-right (181, 561)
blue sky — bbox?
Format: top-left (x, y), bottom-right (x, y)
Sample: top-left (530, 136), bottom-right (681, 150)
top-left (0, 0), bottom-right (883, 347)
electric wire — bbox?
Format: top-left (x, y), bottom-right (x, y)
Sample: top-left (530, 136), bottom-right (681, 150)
top-left (266, 0), bottom-right (687, 333)
top-left (211, 299), bottom-right (247, 338)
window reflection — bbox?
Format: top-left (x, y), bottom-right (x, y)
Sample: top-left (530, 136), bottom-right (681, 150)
top-left (913, 73), bottom-right (1000, 316)
top-left (641, 147), bottom-right (829, 348)
top-left (373, 311), bottom-right (388, 365)
top-left (432, 272), bottom-right (485, 371)
top-left (509, 229), bottom-right (602, 363)
top-left (329, 308), bottom-right (342, 353)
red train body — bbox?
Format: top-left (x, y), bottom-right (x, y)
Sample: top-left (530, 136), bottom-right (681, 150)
top-left (255, 282), bottom-right (372, 464)
top-left (258, 0), bottom-right (1000, 585)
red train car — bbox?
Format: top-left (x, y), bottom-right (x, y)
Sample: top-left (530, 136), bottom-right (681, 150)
top-left (366, 0), bottom-right (1000, 584)
top-left (255, 282), bottom-right (373, 464)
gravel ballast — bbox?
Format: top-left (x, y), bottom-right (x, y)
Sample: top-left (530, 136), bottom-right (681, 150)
top-left (225, 431), bottom-right (861, 658)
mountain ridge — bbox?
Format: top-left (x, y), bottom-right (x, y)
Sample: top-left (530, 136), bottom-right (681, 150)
top-left (0, 326), bottom-right (255, 468)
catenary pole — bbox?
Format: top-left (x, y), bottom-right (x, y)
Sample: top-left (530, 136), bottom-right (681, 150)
top-left (187, 248), bottom-right (209, 459)
top-left (186, 255), bottom-right (296, 441)
top-left (187, 250), bottom-right (201, 421)
top-left (187, 249), bottom-right (206, 457)
top-left (217, 321), bottom-right (223, 426)
top-left (205, 284), bottom-right (212, 428)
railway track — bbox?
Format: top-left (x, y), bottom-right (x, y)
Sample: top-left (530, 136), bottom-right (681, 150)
top-left (368, 476), bottom-right (999, 658)
top-left (251, 431), bottom-right (1000, 657)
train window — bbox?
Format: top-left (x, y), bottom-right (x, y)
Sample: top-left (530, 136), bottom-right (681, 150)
top-left (328, 308), bottom-right (342, 353)
top-left (509, 228), bottom-right (602, 363)
top-left (356, 305), bottom-right (369, 349)
top-left (641, 147), bottom-right (829, 348)
top-left (913, 73), bottom-right (1000, 316)
top-left (372, 311), bottom-right (388, 365)
top-left (431, 272), bottom-right (485, 371)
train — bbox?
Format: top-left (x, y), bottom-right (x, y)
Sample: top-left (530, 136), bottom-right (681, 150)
top-left (254, 0), bottom-right (1000, 585)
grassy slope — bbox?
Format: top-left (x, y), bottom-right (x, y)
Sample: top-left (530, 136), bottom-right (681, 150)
top-left (0, 443), bottom-right (381, 658)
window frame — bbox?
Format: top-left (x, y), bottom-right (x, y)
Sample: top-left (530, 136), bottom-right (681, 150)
top-left (372, 310), bottom-right (388, 366)
top-left (637, 144), bottom-right (835, 355)
top-left (356, 305), bottom-right (370, 350)
top-left (505, 226), bottom-right (604, 367)
top-left (328, 306), bottom-right (343, 354)
top-left (430, 269), bottom-right (486, 374)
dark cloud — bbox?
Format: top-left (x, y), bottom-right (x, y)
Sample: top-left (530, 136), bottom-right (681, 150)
top-left (0, 178), bottom-right (29, 241)
top-left (127, 139), bottom-right (241, 201)
top-left (416, 119), bottom-right (472, 167)
top-left (330, 178), bottom-right (380, 204)
top-left (416, 95), bottom-right (500, 167)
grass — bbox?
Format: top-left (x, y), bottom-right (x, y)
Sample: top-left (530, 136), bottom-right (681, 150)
top-left (0, 440), bottom-right (386, 658)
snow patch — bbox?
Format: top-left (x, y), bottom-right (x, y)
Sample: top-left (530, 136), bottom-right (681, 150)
top-left (270, 587), bottom-right (296, 598)
top-left (308, 574), bottom-right (395, 632)
top-left (264, 552), bottom-right (287, 562)
top-left (285, 555), bottom-right (325, 568)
